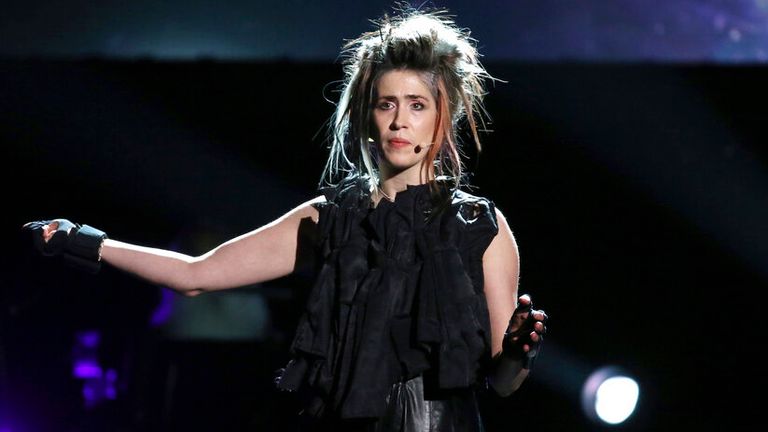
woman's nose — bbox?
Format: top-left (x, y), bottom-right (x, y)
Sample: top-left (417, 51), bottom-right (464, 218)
top-left (389, 109), bottom-right (405, 130)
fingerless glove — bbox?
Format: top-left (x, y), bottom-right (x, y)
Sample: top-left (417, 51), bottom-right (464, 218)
top-left (502, 301), bottom-right (547, 370)
top-left (23, 219), bottom-right (108, 274)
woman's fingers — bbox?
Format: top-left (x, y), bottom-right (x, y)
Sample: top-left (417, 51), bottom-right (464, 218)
top-left (41, 221), bottom-right (61, 242)
top-left (518, 294), bottom-right (531, 306)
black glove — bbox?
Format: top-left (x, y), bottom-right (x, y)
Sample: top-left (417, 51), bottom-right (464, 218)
top-left (502, 295), bottom-right (547, 370)
top-left (23, 219), bottom-right (108, 274)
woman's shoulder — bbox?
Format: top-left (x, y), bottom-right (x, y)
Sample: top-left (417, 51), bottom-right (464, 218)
top-left (448, 187), bottom-right (502, 258)
top-left (316, 171), bottom-right (372, 207)
top-left (451, 187), bottom-right (493, 204)
top-left (450, 186), bottom-right (497, 224)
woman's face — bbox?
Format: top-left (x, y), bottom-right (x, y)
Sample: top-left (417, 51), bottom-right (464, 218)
top-left (371, 69), bottom-right (437, 180)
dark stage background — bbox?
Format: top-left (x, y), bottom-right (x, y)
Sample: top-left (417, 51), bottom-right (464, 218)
top-left (2, 59), bottom-right (766, 431)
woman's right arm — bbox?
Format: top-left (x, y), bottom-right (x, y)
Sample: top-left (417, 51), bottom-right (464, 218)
top-left (71, 195), bottom-right (324, 296)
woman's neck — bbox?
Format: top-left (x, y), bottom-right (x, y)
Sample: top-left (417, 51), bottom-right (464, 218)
top-left (374, 165), bottom-right (435, 206)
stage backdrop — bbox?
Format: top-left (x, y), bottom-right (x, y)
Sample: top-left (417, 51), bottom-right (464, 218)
top-left (3, 59), bottom-right (766, 431)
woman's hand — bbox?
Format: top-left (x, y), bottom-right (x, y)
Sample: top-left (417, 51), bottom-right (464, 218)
top-left (22, 219), bottom-right (108, 273)
top-left (503, 294), bottom-right (548, 369)
top-left (23, 219), bottom-right (74, 254)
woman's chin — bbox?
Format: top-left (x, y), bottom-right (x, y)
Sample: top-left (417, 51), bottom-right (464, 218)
top-left (379, 160), bottom-right (429, 179)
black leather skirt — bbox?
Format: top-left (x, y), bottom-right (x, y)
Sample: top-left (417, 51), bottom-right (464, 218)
top-left (300, 376), bottom-right (485, 432)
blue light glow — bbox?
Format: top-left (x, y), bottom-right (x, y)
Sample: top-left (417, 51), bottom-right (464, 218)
top-left (2, 1), bottom-right (768, 62)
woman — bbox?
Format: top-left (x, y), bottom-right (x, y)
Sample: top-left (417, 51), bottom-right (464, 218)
top-left (24, 8), bottom-right (546, 432)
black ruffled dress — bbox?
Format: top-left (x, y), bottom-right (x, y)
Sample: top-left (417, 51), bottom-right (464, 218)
top-left (276, 173), bottom-right (499, 431)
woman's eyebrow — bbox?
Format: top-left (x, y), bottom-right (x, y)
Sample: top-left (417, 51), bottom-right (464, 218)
top-left (377, 94), bottom-right (429, 100)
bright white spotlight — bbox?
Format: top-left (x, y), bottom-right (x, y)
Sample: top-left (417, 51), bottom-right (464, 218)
top-left (581, 366), bottom-right (640, 425)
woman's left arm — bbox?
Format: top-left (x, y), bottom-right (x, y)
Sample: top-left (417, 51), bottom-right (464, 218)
top-left (483, 207), bottom-right (546, 396)
top-left (483, 207), bottom-right (521, 357)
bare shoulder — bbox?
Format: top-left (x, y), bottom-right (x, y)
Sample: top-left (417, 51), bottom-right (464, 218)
top-left (283, 195), bottom-right (326, 224)
top-left (486, 206), bottom-right (518, 258)
top-left (494, 206), bottom-right (508, 226)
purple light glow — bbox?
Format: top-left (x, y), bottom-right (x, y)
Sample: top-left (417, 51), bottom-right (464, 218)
top-left (106, 368), bottom-right (118, 380)
top-left (105, 369), bottom-right (118, 399)
top-left (71, 328), bottom-right (120, 408)
top-left (80, 368), bottom-right (120, 407)
top-left (73, 360), bottom-right (103, 379)
top-left (75, 330), bottom-right (101, 349)
top-left (150, 288), bottom-right (175, 327)
top-left (105, 387), bottom-right (117, 399)
top-left (82, 383), bottom-right (98, 408)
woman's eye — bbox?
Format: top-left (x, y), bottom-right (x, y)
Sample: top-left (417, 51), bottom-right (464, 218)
top-left (378, 101), bottom-right (394, 110)
top-left (412, 102), bottom-right (425, 110)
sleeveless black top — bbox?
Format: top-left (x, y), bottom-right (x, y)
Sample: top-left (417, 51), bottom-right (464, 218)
top-left (276, 174), bottom-right (499, 420)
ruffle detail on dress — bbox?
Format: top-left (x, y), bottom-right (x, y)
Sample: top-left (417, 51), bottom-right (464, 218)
top-left (275, 173), bottom-right (499, 420)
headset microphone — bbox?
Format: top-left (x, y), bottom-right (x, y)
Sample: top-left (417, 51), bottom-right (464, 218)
top-left (414, 143), bottom-right (433, 154)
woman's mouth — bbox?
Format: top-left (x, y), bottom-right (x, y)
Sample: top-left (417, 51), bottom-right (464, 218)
top-left (389, 138), bottom-right (412, 148)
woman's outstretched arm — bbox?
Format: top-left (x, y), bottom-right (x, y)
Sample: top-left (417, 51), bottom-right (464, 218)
top-left (31, 195), bottom-right (325, 296)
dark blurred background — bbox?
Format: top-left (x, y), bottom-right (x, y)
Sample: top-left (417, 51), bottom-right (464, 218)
top-left (2, 1), bottom-right (767, 431)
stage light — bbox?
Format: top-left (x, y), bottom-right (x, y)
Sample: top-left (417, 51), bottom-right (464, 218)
top-left (581, 366), bottom-right (640, 425)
